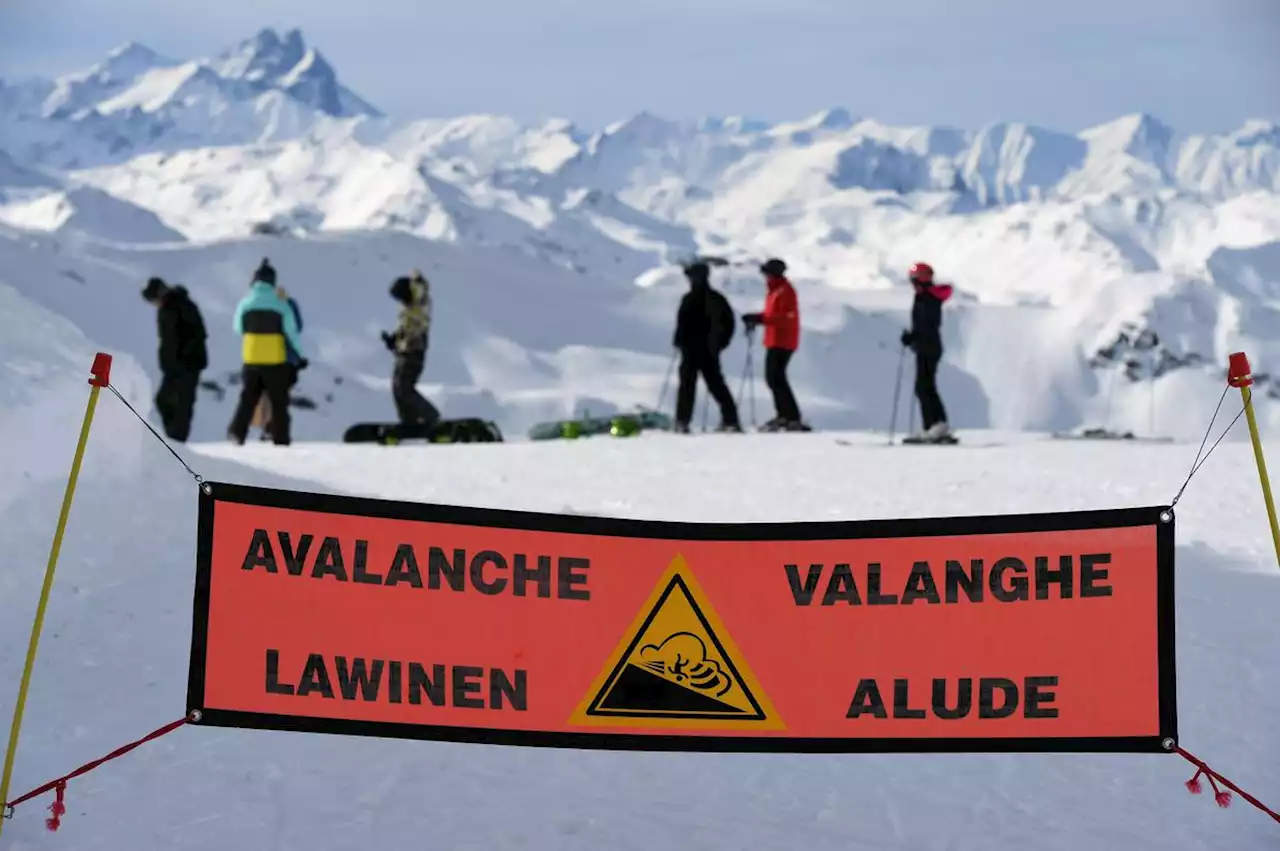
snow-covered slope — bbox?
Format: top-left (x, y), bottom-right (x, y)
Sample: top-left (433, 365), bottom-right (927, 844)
top-left (1, 371), bottom-right (1278, 850)
top-left (0, 159), bottom-right (186, 244)
top-left (0, 31), bottom-right (1277, 441)
top-left (0, 279), bottom-right (152, 506)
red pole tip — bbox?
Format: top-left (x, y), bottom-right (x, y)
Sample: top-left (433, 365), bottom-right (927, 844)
top-left (89, 352), bottom-right (112, 388)
top-left (1227, 351), bottom-right (1253, 388)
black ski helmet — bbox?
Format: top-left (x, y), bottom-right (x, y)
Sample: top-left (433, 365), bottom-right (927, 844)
top-left (760, 258), bottom-right (787, 277)
top-left (683, 261), bottom-right (710, 283)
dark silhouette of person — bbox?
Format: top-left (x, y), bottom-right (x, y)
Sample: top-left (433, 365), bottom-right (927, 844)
top-left (141, 276), bottom-right (207, 442)
top-left (671, 262), bottom-right (741, 433)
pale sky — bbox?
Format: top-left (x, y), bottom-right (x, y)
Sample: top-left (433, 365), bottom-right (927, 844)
top-left (2, 0), bottom-right (1277, 133)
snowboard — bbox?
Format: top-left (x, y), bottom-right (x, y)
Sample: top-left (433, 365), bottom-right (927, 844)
top-left (343, 418), bottom-right (504, 445)
top-left (527, 409), bottom-right (673, 440)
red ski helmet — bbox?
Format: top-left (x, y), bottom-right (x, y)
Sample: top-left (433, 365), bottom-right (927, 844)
top-left (908, 262), bottom-right (934, 285)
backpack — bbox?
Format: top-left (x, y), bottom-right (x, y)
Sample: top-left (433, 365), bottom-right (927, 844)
top-left (275, 286), bottom-right (303, 332)
top-left (708, 289), bottom-right (735, 351)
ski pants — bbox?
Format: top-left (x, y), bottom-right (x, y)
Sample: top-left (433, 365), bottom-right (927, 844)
top-left (229, 364), bottom-right (293, 445)
top-left (261, 364), bottom-right (300, 441)
top-left (675, 347), bottom-right (739, 427)
top-left (155, 368), bottom-right (200, 442)
top-left (914, 344), bottom-right (948, 430)
top-left (393, 352), bottom-right (441, 425)
top-left (764, 347), bottom-right (801, 422)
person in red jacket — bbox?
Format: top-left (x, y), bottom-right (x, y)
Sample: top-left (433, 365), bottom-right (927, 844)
top-left (743, 258), bottom-right (809, 431)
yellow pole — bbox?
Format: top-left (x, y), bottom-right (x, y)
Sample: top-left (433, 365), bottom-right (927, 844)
top-left (1227, 351), bottom-right (1280, 571)
top-left (0, 353), bottom-right (110, 838)
top-left (1239, 384), bottom-right (1280, 569)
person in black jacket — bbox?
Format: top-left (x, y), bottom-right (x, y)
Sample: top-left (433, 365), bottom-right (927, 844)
top-left (672, 262), bottom-right (741, 433)
top-left (899, 262), bottom-right (954, 442)
top-left (141, 276), bottom-right (208, 442)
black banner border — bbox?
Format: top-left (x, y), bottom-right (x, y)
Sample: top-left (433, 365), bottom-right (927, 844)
top-left (187, 481), bottom-right (1178, 755)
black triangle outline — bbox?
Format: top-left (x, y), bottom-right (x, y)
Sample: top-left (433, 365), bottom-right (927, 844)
top-left (584, 574), bottom-right (768, 720)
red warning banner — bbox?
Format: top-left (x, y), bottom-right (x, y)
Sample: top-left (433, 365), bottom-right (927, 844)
top-left (187, 483), bottom-right (1178, 753)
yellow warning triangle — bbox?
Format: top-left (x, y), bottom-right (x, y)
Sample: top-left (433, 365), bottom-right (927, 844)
top-left (568, 554), bottom-right (784, 730)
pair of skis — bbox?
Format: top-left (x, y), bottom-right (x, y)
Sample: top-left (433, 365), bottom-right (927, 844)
top-left (884, 344), bottom-right (957, 447)
top-left (834, 434), bottom-right (964, 449)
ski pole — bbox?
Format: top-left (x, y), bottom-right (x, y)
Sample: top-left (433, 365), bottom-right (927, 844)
top-left (738, 328), bottom-right (758, 427)
top-left (907, 371), bottom-right (916, 437)
top-left (1152, 373), bottom-right (1162, 437)
top-left (1101, 362), bottom-right (1118, 434)
top-left (887, 343), bottom-right (906, 445)
top-left (655, 349), bottom-right (676, 414)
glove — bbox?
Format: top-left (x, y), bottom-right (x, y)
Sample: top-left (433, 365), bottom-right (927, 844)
top-left (900, 330), bottom-right (913, 347)
top-left (381, 331), bottom-right (396, 351)
top-left (743, 313), bottom-right (763, 330)
top-left (297, 358), bottom-right (309, 371)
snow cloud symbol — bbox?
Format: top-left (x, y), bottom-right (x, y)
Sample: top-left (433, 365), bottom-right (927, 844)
top-left (638, 632), bottom-right (732, 698)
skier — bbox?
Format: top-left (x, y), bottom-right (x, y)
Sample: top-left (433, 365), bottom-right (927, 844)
top-left (742, 258), bottom-right (808, 431)
top-left (900, 262), bottom-right (954, 442)
top-left (671, 261), bottom-right (741, 433)
top-left (141, 276), bottom-right (208, 442)
top-left (381, 269), bottom-right (441, 425)
top-left (226, 261), bottom-right (307, 445)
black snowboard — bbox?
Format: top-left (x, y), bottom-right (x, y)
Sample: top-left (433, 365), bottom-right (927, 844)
top-left (342, 418), bottom-right (504, 445)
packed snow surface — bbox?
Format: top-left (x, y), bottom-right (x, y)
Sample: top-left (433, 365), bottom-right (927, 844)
top-left (1, 404), bottom-right (1278, 849)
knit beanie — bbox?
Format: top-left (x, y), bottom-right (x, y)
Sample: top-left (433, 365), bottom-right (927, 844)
top-left (254, 258), bottom-right (277, 286)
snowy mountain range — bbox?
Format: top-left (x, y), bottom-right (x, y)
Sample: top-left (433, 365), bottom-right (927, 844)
top-left (0, 28), bottom-right (1278, 441)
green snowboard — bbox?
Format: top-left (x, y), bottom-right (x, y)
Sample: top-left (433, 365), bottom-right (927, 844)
top-left (527, 408), bottom-right (673, 441)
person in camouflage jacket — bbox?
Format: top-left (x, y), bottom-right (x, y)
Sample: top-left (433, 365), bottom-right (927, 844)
top-left (381, 269), bottom-right (440, 425)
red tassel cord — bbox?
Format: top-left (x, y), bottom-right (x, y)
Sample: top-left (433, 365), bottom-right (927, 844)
top-left (3, 717), bottom-right (189, 831)
top-left (44, 782), bottom-right (66, 832)
top-left (1173, 745), bottom-right (1280, 824)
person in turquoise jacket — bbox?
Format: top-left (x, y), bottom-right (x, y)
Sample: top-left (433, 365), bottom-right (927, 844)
top-left (226, 258), bottom-right (306, 445)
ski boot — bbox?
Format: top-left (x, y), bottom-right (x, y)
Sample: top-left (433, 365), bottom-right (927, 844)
top-left (902, 422), bottom-right (958, 445)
